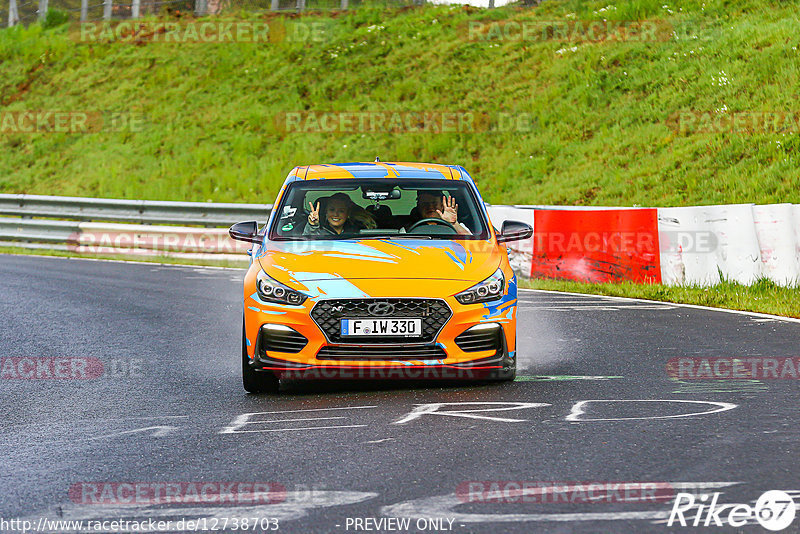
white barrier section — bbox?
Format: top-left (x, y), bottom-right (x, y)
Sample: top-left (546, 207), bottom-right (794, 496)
top-left (714, 204), bottom-right (762, 285)
top-left (795, 205), bottom-right (800, 276)
top-left (659, 206), bottom-right (718, 286)
top-left (486, 206), bottom-right (534, 276)
top-left (753, 204), bottom-right (800, 286)
top-left (658, 204), bottom-right (761, 286)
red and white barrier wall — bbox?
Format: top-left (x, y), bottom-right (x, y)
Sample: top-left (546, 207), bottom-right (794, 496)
top-left (487, 204), bottom-right (800, 287)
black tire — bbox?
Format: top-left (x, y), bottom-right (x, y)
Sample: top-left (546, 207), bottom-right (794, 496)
top-left (242, 322), bottom-right (280, 394)
top-left (498, 359), bottom-right (517, 381)
top-left (487, 333), bottom-right (516, 382)
top-left (487, 359), bottom-right (516, 382)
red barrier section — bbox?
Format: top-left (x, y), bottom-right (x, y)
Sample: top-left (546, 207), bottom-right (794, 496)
top-left (530, 209), bottom-right (661, 283)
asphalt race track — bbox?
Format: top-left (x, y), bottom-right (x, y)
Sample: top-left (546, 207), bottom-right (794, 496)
top-left (2, 254), bottom-right (799, 533)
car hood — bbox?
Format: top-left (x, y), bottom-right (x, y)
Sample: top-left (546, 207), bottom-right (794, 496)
top-left (258, 238), bottom-right (500, 297)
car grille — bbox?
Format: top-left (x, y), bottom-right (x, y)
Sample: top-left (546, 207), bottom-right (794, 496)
top-left (258, 326), bottom-right (308, 354)
top-left (311, 298), bottom-right (452, 344)
top-left (316, 345), bottom-right (447, 361)
top-left (454, 325), bottom-right (502, 353)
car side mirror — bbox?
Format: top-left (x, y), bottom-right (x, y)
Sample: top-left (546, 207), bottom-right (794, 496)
top-left (229, 221), bottom-right (262, 244)
top-left (497, 220), bottom-right (533, 243)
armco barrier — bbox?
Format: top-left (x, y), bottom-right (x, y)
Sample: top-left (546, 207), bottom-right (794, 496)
top-left (0, 194), bottom-right (271, 226)
top-left (0, 217), bottom-right (82, 243)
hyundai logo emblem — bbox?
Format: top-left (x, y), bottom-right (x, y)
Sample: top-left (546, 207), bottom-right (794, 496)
top-left (367, 302), bottom-right (395, 316)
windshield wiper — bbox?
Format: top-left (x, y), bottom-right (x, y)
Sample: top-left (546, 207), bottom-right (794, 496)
top-left (347, 234), bottom-right (434, 240)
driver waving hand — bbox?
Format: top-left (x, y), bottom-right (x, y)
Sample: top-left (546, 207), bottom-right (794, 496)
top-left (413, 191), bottom-right (471, 235)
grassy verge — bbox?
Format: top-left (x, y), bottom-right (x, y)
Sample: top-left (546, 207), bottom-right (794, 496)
top-left (0, 246), bottom-right (249, 268)
top-left (519, 277), bottom-right (800, 318)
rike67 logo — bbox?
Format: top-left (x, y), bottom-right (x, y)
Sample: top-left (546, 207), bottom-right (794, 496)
top-left (668, 490), bottom-right (796, 531)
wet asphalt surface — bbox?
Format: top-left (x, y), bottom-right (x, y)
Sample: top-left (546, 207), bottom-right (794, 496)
top-left (1, 254), bottom-right (799, 533)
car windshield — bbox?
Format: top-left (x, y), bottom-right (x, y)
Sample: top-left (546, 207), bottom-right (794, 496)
top-left (269, 179), bottom-right (489, 241)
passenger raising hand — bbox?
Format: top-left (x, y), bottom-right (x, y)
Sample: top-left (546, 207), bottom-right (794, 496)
top-left (307, 201), bottom-right (321, 226)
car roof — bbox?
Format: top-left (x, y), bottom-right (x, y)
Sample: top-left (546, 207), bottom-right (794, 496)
top-left (287, 162), bottom-right (466, 181)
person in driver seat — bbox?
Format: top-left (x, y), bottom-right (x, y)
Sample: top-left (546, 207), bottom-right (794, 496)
top-left (408, 191), bottom-right (471, 235)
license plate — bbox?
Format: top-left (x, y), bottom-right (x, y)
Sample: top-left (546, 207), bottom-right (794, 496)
top-left (341, 318), bottom-right (423, 337)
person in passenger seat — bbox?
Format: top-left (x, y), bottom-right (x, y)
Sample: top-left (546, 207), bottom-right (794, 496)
top-left (304, 193), bottom-right (374, 236)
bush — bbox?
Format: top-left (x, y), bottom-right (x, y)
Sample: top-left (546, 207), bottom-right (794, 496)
top-left (43, 8), bottom-right (70, 28)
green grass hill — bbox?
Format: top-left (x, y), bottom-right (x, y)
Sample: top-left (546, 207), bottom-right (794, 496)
top-left (1, 0), bottom-right (799, 206)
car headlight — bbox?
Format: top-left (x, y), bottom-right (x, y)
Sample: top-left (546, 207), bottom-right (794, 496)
top-left (256, 270), bottom-right (307, 305)
top-left (454, 268), bottom-right (505, 304)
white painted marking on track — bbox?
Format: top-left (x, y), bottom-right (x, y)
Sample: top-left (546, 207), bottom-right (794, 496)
top-left (565, 400), bottom-right (738, 422)
top-left (86, 426), bottom-right (178, 439)
top-left (365, 438), bottom-right (395, 444)
top-left (380, 483), bottom-right (740, 525)
top-left (515, 375), bottom-right (622, 382)
top-left (219, 406), bottom-right (377, 434)
top-left (90, 415), bottom-right (190, 421)
top-left (519, 305), bottom-right (675, 311)
top-left (236, 425), bottom-right (368, 433)
top-left (254, 416), bottom-right (347, 423)
top-left (519, 299), bottom-right (620, 306)
top-left (392, 402), bottom-right (550, 425)
top-left (247, 405), bottom-right (378, 414)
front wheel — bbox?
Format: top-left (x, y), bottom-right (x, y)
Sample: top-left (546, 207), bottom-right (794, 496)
top-left (487, 334), bottom-right (516, 382)
top-left (488, 359), bottom-right (516, 382)
top-left (242, 322), bottom-right (279, 394)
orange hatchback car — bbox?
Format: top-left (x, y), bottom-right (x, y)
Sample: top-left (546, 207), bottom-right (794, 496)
top-left (229, 162), bottom-right (532, 393)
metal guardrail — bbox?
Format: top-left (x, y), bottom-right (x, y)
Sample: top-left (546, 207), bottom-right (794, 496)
top-left (0, 217), bottom-right (82, 243)
top-left (0, 194), bottom-right (272, 227)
